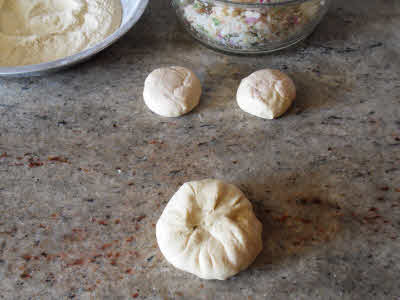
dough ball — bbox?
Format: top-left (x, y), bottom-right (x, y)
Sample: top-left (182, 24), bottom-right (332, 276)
top-left (143, 66), bottom-right (202, 117)
top-left (156, 179), bottom-right (263, 280)
top-left (237, 69), bottom-right (296, 119)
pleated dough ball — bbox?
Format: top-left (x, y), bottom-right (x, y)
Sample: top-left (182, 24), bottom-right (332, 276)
top-left (156, 179), bottom-right (263, 280)
top-left (143, 66), bottom-right (202, 117)
top-left (237, 69), bottom-right (296, 119)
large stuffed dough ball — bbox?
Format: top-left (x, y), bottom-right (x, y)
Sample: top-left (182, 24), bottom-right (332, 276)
top-left (237, 69), bottom-right (296, 119)
top-left (143, 66), bottom-right (202, 117)
top-left (156, 179), bottom-right (263, 280)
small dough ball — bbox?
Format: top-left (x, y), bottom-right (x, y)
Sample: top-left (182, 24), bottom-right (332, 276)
top-left (143, 66), bottom-right (202, 117)
top-left (156, 179), bottom-right (263, 280)
top-left (237, 69), bottom-right (296, 119)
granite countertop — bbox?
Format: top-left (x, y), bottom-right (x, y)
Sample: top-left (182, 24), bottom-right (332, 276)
top-left (0, 0), bottom-right (399, 299)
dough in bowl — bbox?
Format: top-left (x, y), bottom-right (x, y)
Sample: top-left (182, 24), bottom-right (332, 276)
top-left (156, 179), bottom-right (263, 280)
top-left (143, 66), bottom-right (202, 117)
top-left (237, 69), bottom-right (296, 119)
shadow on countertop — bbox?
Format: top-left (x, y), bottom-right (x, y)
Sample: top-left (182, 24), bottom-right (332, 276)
top-left (239, 173), bottom-right (344, 269)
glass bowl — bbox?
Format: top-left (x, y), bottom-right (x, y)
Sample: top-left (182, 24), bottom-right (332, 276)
top-left (172, 0), bottom-right (331, 54)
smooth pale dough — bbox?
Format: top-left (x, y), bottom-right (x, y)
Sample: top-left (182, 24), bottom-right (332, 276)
top-left (237, 69), bottom-right (296, 119)
top-left (143, 66), bottom-right (202, 117)
top-left (156, 179), bottom-right (263, 280)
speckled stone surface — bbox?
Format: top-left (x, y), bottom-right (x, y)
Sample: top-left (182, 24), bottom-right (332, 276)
top-left (0, 0), bottom-right (399, 299)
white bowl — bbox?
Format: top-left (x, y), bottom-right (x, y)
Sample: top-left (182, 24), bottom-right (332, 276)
top-left (0, 0), bottom-right (149, 77)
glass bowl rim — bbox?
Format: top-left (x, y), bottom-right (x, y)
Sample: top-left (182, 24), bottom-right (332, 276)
top-left (186, 0), bottom-right (316, 8)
